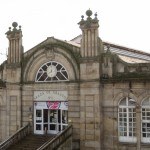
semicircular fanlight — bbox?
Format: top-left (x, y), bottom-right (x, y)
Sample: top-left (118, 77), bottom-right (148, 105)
top-left (35, 61), bottom-right (69, 82)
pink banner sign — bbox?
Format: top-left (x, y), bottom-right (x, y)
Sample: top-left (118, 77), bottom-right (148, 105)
top-left (46, 101), bottom-right (60, 109)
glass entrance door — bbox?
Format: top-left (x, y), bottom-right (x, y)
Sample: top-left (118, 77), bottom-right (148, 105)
top-left (49, 110), bottom-right (59, 134)
top-left (43, 109), bottom-right (48, 134)
top-left (34, 109), bottom-right (44, 134)
top-left (34, 106), bottom-right (68, 134)
top-left (61, 110), bottom-right (68, 130)
top-left (48, 110), bottom-right (68, 134)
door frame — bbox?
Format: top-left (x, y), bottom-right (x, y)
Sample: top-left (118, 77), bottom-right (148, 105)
top-left (34, 101), bottom-right (68, 135)
top-left (34, 108), bottom-right (44, 134)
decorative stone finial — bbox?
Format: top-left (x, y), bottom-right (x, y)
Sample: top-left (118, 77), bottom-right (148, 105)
top-left (94, 13), bottom-right (98, 20)
top-left (12, 22), bottom-right (18, 28)
top-left (6, 22), bottom-right (22, 36)
top-left (81, 15), bottom-right (84, 20)
top-left (86, 9), bottom-right (92, 17)
top-left (106, 45), bottom-right (111, 54)
top-left (78, 9), bottom-right (99, 28)
top-left (19, 25), bottom-right (22, 30)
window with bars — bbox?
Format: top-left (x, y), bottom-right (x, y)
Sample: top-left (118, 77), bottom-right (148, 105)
top-left (35, 61), bottom-right (69, 82)
top-left (141, 98), bottom-right (150, 143)
top-left (118, 97), bottom-right (137, 143)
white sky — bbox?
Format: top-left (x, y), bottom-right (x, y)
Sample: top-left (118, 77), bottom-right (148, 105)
top-left (0, 0), bottom-right (150, 63)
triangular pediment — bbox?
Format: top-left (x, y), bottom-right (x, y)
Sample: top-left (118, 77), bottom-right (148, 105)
top-left (24, 36), bottom-right (80, 59)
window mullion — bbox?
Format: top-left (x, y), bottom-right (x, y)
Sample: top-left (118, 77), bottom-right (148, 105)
top-left (35, 61), bottom-right (69, 82)
top-left (127, 107), bottom-right (129, 137)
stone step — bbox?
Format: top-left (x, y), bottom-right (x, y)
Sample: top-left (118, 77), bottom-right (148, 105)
top-left (7, 134), bottom-right (54, 150)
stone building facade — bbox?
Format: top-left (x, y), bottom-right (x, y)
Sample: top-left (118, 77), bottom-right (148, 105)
top-left (0, 9), bottom-right (150, 150)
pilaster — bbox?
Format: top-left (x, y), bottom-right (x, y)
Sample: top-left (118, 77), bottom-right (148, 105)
top-left (79, 9), bottom-right (103, 150)
top-left (6, 22), bottom-right (23, 64)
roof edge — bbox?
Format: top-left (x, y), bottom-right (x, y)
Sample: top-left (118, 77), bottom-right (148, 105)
top-left (103, 41), bottom-right (150, 57)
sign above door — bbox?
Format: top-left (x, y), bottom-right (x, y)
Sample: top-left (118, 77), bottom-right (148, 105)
top-left (34, 91), bottom-right (68, 101)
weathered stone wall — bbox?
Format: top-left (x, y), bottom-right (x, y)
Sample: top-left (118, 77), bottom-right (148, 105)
top-left (80, 82), bottom-right (101, 150)
top-left (79, 60), bottom-right (102, 150)
top-left (57, 136), bottom-right (72, 150)
top-left (68, 83), bottom-right (80, 150)
top-left (0, 85), bottom-right (22, 142)
top-left (0, 90), bottom-right (7, 142)
top-left (102, 82), bottom-right (150, 150)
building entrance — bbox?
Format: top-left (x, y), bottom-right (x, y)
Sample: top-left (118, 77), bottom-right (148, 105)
top-left (34, 101), bottom-right (68, 134)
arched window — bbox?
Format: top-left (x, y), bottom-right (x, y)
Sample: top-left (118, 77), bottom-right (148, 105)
top-left (35, 61), bottom-right (69, 82)
top-left (118, 97), bottom-right (137, 143)
top-left (141, 98), bottom-right (150, 143)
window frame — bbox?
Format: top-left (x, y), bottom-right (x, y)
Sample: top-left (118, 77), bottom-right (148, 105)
top-left (118, 97), bottom-right (137, 143)
top-left (141, 97), bottom-right (150, 143)
top-left (35, 61), bottom-right (69, 82)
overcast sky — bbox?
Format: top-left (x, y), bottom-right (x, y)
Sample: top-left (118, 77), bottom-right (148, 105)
top-left (0, 0), bottom-right (150, 63)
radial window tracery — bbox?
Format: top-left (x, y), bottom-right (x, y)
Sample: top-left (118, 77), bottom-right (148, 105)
top-left (35, 61), bottom-right (69, 82)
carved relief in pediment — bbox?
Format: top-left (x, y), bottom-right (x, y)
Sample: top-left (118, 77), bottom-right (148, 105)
top-left (44, 46), bottom-right (56, 60)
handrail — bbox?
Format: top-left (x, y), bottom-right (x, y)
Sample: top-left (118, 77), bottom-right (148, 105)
top-left (0, 123), bottom-right (30, 150)
top-left (37, 124), bottom-right (72, 150)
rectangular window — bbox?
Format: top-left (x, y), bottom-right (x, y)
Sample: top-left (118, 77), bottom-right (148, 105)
top-left (142, 107), bottom-right (150, 143)
top-left (119, 107), bottom-right (137, 143)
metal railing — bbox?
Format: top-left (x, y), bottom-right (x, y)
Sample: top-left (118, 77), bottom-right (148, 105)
top-left (0, 123), bottom-right (30, 150)
top-left (37, 125), bottom-right (72, 150)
